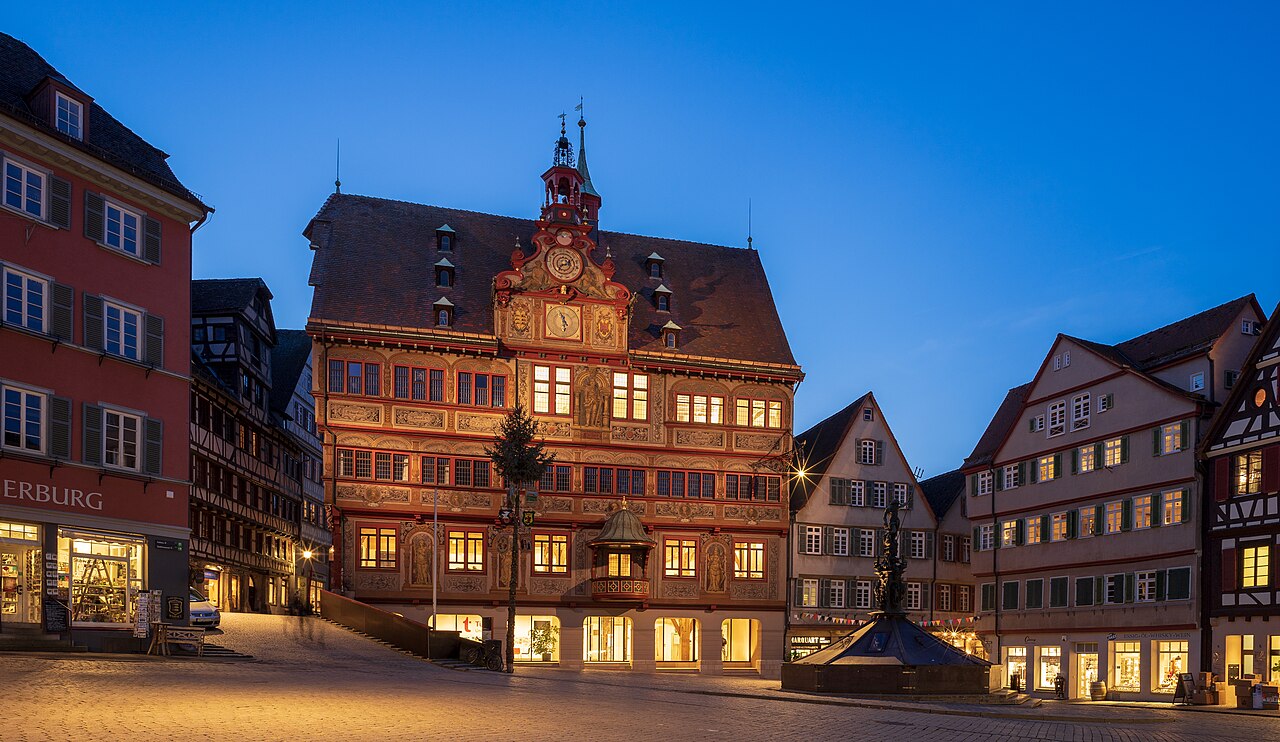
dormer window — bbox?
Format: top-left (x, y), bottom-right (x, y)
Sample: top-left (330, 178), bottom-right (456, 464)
top-left (55, 92), bottom-right (83, 140)
top-left (646, 252), bottom-right (664, 279)
top-left (661, 321), bottom-right (681, 349)
top-left (654, 284), bottom-right (672, 312)
top-left (436, 224), bottom-right (455, 252)
top-left (433, 297), bottom-right (454, 327)
top-left (435, 258), bottom-right (455, 288)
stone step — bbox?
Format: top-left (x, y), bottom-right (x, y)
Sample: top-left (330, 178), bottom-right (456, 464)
top-left (0, 642), bottom-right (88, 652)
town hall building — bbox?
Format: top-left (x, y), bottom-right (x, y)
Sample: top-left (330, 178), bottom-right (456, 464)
top-left (304, 116), bottom-right (803, 676)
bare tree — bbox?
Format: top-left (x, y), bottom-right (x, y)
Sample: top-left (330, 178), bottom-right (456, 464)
top-left (486, 404), bottom-right (553, 672)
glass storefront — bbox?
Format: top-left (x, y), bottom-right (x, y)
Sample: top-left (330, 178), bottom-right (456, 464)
top-left (655, 618), bottom-right (699, 663)
top-left (1005, 646), bottom-right (1027, 690)
top-left (1075, 643), bottom-right (1099, 698)
top-left (0, 520), bottom-right (42, 625)
top-left (722, 618), bottom-right (757, 664)
top-left (430, 613), bottom-right (483, 640)
top-left (1154, 641), bottom-right (1188, 693)
top-left (1037, 646), bottom-right (1062, 690)
top-left (584, 616), bottom-right (631, 663)
top-left (514, 615), bottom-right (560, 663)
top-left (58, 529), bottom-right (144, 628)
top-left (1112, 641), bottom-right (1142, 692)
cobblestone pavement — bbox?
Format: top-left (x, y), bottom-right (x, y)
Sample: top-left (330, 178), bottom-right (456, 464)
top-left (2, 613), bottom-right (1275, 741)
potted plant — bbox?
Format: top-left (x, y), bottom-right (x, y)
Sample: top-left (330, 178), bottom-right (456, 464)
top-left (530, 624), bottom-right (559, 662)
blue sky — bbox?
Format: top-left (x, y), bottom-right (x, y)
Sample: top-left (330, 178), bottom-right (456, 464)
top-left (10, 3), bottom-right (1279, 477)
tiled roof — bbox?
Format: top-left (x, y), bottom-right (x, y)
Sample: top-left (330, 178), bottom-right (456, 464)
top-left (0, 32), bottom-right (205, 210)
top-left (962, 383), bottom-right (1033, 470)
top-left (919, 468), bottom-right (965, 520)
top-left (192, 278), bottom-right (270, 314)
top-left (305, 194), bottom-right (797, 367)
top-left (791, 393), bottom-right (872, 510)
top-left (269, 329), bottom-right (312, 416)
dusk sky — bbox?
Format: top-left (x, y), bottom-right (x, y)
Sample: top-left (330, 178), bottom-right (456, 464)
top-left (10, 3), bottom-right (1279, 478)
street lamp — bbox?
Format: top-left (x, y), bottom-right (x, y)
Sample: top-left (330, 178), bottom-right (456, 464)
top-left (300, 547), bottom-right (315, 613)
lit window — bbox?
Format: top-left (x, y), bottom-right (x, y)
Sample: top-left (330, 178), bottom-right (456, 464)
top-left (611, 372), bottom-right (648, 420)
top-left (663, 539), bottom-right (697, 578)
top-left (1001, 520), bottom-right (1018, 548)
top-left (800, 578), bottom-right (818, 607)
top-left (447, 530), bottom-right (485, 571)
top-left (55, 92), bottom-right (83, 140)
top-left (3, 266), bottom-right (47, 333)
top-left (103, 409), bottom-right (140, 470)
top-left (104, 202), bottom-right (141, 256)
top-left (1161, 491), bottom-right (1184, 525)
top-left (1154, 642), bottom-right (1189, 694)
top-left (1159, 423), bottom-right (1185, 455)
top-left (3, 160), bottom-right (44, 218)
top-left (1051, 513), bottom-right (1068, 541)
top-left (1078, 444), bottom-right (1096, 473)
top-left (1235, 452), bottom-right (1263, 495)
top-left (1112, 641), bottom-right (1141, 692)
top-left (1024, 518), bottom-right (1041, 545)
top-left (1189, 372), bottom-right (1204, 392)
top-left (2, 385), bottom-right (45, 453)
top-left (1136, 571), bottom-right (1156, 602)
top-left (1037, 455), bottom-right (1056, 482)
top-left (674, 393), bottom-right (723, 424)
top-left (1133, 495), bottom-right (1153, 529)
top-left (733, 542), bottom-right (764, 579)
top-left (735, 398), bottom-right (781, 428)
top-left (1243, 545), bottom-right (1270, 589)
top-left (1105, 501), bottom-right (1123, 534)
top-left (1103, 437), bottom-right (1125, 467)
top-left (533, 534), bottom-right (569, 573)
top-left (359, 526), bottom-right (397, 568)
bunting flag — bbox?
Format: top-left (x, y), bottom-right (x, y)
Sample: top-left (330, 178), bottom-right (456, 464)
top-left (919, 616), bottom-right (979, 628)
top-left (795, 612), bottom-right (864, 626)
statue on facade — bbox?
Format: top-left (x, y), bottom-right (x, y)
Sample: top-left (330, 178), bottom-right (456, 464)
top-left (705, 543), bottom-right (726, 593)
top-left (873, 500), bottom-right (908, 615)
top-left (410, 534), bottom-right (432, 586)
top-left (576, 369), bottom-right (608, 428)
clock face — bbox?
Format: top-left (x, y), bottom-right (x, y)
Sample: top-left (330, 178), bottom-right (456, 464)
top-left (555, 229), bottom-right (574, 246)
top-left (546, 247), bottom-right (583, 282)
top-left (545, 304), bottom-right (581, 340)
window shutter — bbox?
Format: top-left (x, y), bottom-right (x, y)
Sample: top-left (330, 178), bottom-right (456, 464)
top-left (1041, 514), bottom-right (1050, 539)
top-left (1121, 499), bottom-right (1133, 531)
top-left (1017, 461), bottom-right (1028, 485)
top-left (819, 578), bottom-right (830, 608)
top-left (1015, 520), bottom-right (1025, 546)
top-left (875, 440), bottom-right (885, 465)
top-left (1214, 456), bottom-right (1231, 501)
top-left (1264, 447), bottom-right (1280, 493)
top-left (144, 314), bottom-right (164, 368)
top-left (1094, 442), bottom-right (1104, 465)
top-left (82, 403), bottom-right (103, 466)
top-left (1071, 448), bottom-right (1079, 474)
top-left (994, 469), bottom-right (1004, 491)
top-left (1094, 576), bottom-right (1103, 603)
top-left (49, 176), bottom-right (71, 229)
top-left (1124, 573), bottom-right (1136, 603)
top-left (906, 488), bottom-right (914, 509)
top-left (969, 473), bottom-right (978, 496)
top-left (1180, 489), bottom-right (1190, 523)
top-left (1029, 461), bottom-right (1039, 484)
top-left (84, 191), bottom-right (105, 242)
top-left (1222, 547), bottom-right (1238, 592)
top-left (1179, 420), bottom-right (1191, 450)
top-left (1053, 453), bottom-right (1062, 479)
top-left (1105, 393), bottom-right (1114, 409)
top-left (1120, 436), bottom-right (1130, 464)
top-left (50, 282), bottom-right (74, 341)
top-left (972, 526), bottom-right (980, 550)
top-left (1067, 510), bottom-right (1078, 539)
top-left (82, 293), bottom-right (104, 350)
top-left (143, 417), bottom-right (163, 475)
top-left (1153, 427), bottom-right (1162, 456)
top-left (1029, 418), bottom-right (1037, 432)
top-left (143, 216), bottom-right (162, 264)
top-left (793, 579), bottom-right (804, 607)
top-left (822, 526), bottom-right (834, 555)
top-left (1155, 570), bottom-right (1166, 602)
top-left (921, 583), bottom-right (931, 610)
top-left (49, 396), bottom-right (72, 459)
top-left (1094, 505), bottom-right (1104, 535)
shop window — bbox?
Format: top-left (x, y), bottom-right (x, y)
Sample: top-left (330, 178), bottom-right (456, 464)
top-left (447, 530), bottom-right (485, 572)
top-left (430, 614), bottom-right (483, 640)
top-left (1037, 646), bottom-right (1062, 690)
top-left (513, 615), bottom-right (560, 663)
top-left (1154, 641), bottom-right (1188, 694)
top-left (1005, 646), bottom-right (1027, 690)
top-left (722, 618), bottom-right (758, 663)
top-left (1112, 641), bottom-right (1142, 692)
top-left (584, 616), bottom-right (632, 663)
top-left (656, 618), bottom-right (699, 663)
top-left (59, 530), bottom-right (144, 627)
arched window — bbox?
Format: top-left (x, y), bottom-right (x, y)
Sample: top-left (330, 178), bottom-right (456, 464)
top-left (665, 332), bottom-right (677, 348)
top-left (657, 294), bottom-right (670, 312)
top-left (437, 309), bottom-right (450, 326)
top-left (650, 263), bottom-right (661, 278)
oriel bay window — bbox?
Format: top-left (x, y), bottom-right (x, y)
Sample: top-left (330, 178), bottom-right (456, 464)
top-left (359, 526), bottom-right (397, 569)
top-left (612, 372), bottom-right (648, 420)
top-left (663, 539), bottom-right (697, 578)
top-left (447, 530), bottom-right (485, 572)
top-left (735, 398), bottom-right (783, 428)
top-left (657, 470), bottom-right (716, 498)
top-left (584, 466), bottom-right (646, 495)
top-left (733, 541), bottom-right (765, 579)
top-left (533, 534), bottom-right (568, 574)
top-left (393, 365), bottom-right (445, 402)
top-left (674, 393), bottom-right (724, 424)
top-left (533, 365), bottom-right (571, 415)
top-left (458, 371), bottom-right (507, 407)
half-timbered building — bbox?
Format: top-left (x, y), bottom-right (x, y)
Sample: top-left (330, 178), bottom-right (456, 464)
top-left (1203, 301), bottom-right (1280, 683)
top-left (305, 117), bottom-right (803, 676)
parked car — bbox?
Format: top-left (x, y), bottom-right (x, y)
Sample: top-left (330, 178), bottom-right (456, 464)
top-left (189, 589), bottom-right (220, 628)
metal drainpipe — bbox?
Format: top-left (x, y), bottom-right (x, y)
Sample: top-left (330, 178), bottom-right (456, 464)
top-left (991, 465), bottom-right (1002, 676)
top-left (319, 337), bottom-right (338, 592)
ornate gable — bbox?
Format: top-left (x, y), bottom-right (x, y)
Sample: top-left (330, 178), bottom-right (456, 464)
top-left (1209, 318), bottom-right (1280, 454)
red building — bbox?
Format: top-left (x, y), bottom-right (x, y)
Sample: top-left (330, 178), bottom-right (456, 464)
top-left (0, 34), bottom-right (209, 650)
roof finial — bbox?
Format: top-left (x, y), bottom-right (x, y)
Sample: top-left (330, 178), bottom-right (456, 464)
top-left (553, 112), bottom-right (574, 167)
top-left (747, 198), bottom-right (753, 250)
top-left (335, 139), bottom-right (342, 194)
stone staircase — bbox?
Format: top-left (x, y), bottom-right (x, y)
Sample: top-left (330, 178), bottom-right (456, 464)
top-left (319, 618), bottom-right (494, 671)
top-left (0, 627), bottom-right (87, 653)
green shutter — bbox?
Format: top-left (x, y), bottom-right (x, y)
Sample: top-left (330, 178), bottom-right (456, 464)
top-left (994, 468), bottom-right (1004, 491)
top-left (1041, 515), bottom-right (1049, 541)
top-left (1153, 427), bottom-right (1162, 456)
top-left (1018, 461), bottom-right (1028, 486)
top-left (1122, 499), bottom-right (1133, 531)
top-left (1053, 453), bottom-right (1062, 479)
top-left (1071, 448), bottom-right (1079, 474)
top-left (969, 474), bottom-right (978, 496)
top-left (82, 403), bottom-right (103, 466)
top-left (1180, 420), bottom-right (1191, 451)
top-left (972, 526), bottom-right (980, 550)
top-left (1121, 436), bottom-right (1130, 464)
top-left (1030, 460), bottom-right (1040, 484)
top-left (1029, 418), bottom-right (1037, 432)
top-left (1094, 442), bottom-right (1105, 465)
top-left (1016, 520), bottom-right (1025, 546)
top-left (1180, 489), bottom-right (1190, 523)
top-left (1067, 510), bottom-right (1078, 539)
top-left (1155, 571), bottom-right (1167, 601)
top-left (1094, 505), bottom-right (1104, 535)
top-left (1125, 573), bottom-right (1136, 603)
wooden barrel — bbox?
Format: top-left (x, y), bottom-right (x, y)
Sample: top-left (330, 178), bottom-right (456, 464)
top-left (1089, 681), bottom-right (1107, 700)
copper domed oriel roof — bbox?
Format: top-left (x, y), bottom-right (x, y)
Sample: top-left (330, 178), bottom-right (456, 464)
top-left (588, 506), bottom-right (655, 547)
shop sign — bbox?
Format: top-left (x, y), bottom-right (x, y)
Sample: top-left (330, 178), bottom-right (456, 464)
top-left (165, 595), bottom-right (184, 620)
top-left (43, 597), bottom-right (69, 633)
top-left (154, 539), bottom-right (184, 551)
top-left (3, 479), bottom-right (104, 511)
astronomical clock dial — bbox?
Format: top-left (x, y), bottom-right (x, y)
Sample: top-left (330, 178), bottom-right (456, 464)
top-left (545, 304), bottom-right (581, 340)
top-left (546, 247), bottom-right (583, 282)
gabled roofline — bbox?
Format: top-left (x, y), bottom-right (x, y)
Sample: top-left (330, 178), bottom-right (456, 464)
top-left (1201, 301), bottom-right (1278, 458)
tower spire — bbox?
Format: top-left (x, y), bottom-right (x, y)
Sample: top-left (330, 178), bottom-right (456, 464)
top-left (334, 139), bottom-right (342, 194)
top-left (576, 99), bottom-right (598, 196)
top-left (553, 112), bottom-right (574, 167)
